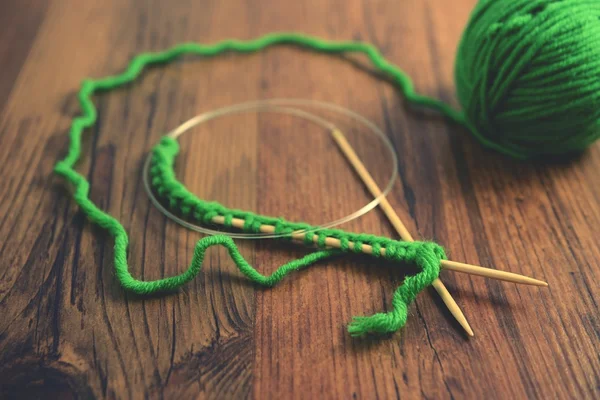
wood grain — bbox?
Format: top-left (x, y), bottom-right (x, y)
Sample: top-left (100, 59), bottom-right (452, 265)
top-left (0, 0), bottom-right (599, 399)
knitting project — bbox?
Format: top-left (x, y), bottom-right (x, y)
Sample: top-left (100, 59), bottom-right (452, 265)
top-left (55, 33), bottom-right (454, 336)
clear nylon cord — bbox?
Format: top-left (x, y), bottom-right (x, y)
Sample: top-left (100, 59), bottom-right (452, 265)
top-left (143, 99), bottom-right (399, 239)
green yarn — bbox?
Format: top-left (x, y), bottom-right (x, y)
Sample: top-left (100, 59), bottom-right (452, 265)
top-left (54, 33), bottom-right (454, 336)
top-left (455, 0), bottom-right (600, 158)
top-left (150, 136), bottom-right (446, 335)
top-left (55, 22), bottom-right (599, 335)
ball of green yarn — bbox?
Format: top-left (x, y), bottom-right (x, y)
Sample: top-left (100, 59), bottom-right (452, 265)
top-left (455, 0), bottom-right (600, 159)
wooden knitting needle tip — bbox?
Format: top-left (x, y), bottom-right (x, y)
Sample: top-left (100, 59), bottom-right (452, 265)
top-left (441, 260), bottom-right (548, 287)
top-left (330, 128), bottom-right (547, 287)
top-left (330, 128), bottom-right (475, 336)
top-left (432, 279), bottom-right (474, 336)
top-left (220, 217), bottom-right (546, 288)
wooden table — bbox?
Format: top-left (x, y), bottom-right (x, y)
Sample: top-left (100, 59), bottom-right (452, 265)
top-left (1, 0), bottom-right (599, 398)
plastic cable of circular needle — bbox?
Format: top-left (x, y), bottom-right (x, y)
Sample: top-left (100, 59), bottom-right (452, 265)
top-left (143, 99), bottom-right (399, 239)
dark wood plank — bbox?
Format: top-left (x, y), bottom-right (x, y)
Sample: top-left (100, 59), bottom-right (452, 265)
top-left (0, 0), bottom-right (50, 113)
top-left (0, 0), bottom-right (599, 399)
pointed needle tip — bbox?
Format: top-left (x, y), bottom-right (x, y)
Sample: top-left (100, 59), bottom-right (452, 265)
top-left (529, 278), bottom-right (549, 287)
top-left (456, 316), bottom-right (474, 337)
top-left (463, 323), bottom-right (475, 337)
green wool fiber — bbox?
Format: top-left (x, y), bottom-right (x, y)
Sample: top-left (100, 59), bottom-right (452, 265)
top-left (54, 34), bottom-right (452, 336)
top-left (455, 0), bottom-right (600, 158)
top-left (55, 1), bottom-right (600, 335)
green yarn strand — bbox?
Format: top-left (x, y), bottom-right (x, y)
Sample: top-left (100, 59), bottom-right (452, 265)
top-left (54, 33), bottom-right (454, 336)
top-left (117, 235), bottom-right (338, 294)
top-left (57, 32), bottom-right (466, 173)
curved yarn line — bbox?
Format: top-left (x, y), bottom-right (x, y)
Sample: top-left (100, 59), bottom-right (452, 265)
top-left (54, 33), bottom-right (449, 336)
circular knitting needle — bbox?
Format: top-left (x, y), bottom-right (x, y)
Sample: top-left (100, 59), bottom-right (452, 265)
top-left (329, 129), bottom-right (474, 336)
top-left (160, 99), bottom-right (400, 239)
top-left (328, 129), bottom-right (547, 285)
